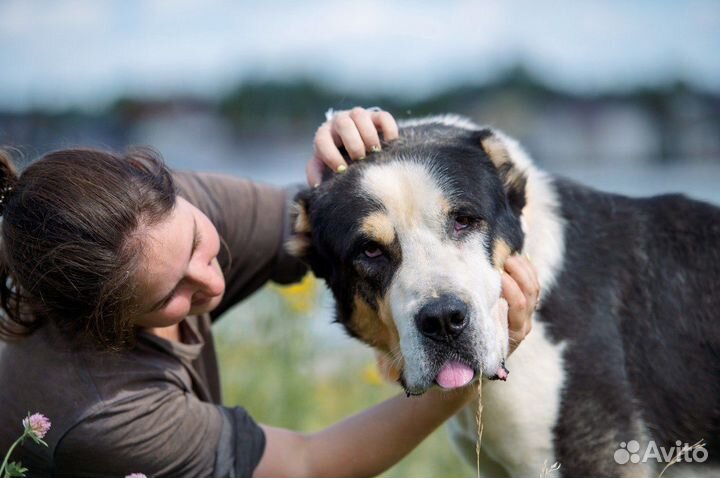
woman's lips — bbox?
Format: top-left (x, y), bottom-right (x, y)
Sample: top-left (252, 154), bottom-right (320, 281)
top-left (192, 294), bottom-right (216, 307)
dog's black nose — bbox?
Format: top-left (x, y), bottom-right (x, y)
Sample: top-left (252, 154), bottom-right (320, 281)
top-left (415, 295), bottom-right (469, 342)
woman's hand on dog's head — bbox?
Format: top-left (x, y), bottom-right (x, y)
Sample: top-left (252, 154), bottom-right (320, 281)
top-left (502, 254), bottom-right (540, 354)
top-left (307, 107), bottom-right (399, 187)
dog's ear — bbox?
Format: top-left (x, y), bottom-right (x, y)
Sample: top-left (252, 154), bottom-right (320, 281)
top-left (473, 129), bottom-right (527, 217)
top-left (286, 188), bottom-right (330, 279)
top-left (286, 189), bottom-right (313, 258)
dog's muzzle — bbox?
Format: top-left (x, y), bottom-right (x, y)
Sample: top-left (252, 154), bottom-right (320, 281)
top-left (414, 294), bottom-right (469, 342)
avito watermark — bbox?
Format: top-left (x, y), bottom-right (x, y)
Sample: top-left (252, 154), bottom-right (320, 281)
top-left (614, 439), bottom-right (708, 465)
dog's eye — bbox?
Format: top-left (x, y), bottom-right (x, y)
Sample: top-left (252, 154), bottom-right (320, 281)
top-left (451, 213), bottom-right (483, 238)
top-left (454, 216), bottom-right (473, 232)
top-left (364, 245), bottom-right (384, 259)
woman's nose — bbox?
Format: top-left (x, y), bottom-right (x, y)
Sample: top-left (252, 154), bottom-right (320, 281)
top-left (188, 257), bottom-right (224, 296)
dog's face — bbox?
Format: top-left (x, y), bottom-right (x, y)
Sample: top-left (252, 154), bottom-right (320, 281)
top-left (290, 119), bottom-right (527, 394)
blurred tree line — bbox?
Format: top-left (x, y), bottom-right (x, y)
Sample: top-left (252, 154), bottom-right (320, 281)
top-left (2, 66), bottom-right (719, 162)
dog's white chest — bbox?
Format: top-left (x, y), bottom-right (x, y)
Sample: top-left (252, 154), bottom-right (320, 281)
top-left (449, 321), bottom-right (566, 477)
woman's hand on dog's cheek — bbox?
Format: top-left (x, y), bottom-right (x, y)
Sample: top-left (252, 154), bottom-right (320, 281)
top-left (307, 107), bottom-right (399, 187)
top-left (502, 255), bottom-right (539, 354)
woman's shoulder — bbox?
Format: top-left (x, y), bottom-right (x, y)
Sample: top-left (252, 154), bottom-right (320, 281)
top-left (2, 323), bottom-right (198, 440)
top-left (0, 324), bottom-right (103, 464)
top-left (0, 322), bottom-right (193, 432)
top-left (1, 322), bottom-right (224, 476)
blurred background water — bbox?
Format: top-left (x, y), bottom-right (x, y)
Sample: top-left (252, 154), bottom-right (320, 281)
top-left (1, 1), bottom-right (719, 476)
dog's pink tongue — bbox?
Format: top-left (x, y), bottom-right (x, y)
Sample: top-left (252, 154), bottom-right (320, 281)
top-left (436, 361), bottom-right (474, 389)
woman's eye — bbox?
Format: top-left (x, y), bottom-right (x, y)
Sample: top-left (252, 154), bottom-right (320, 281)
top-left (363, 245), bottom-right (384, 259)
top-left (161, 293), bottom-right (177, 310)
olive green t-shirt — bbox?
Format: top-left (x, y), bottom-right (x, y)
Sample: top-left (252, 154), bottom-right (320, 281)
top-left (0, 172), bottom-right (307, 477)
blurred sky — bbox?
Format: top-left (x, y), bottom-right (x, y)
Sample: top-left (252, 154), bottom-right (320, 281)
top-left (1, 0), bottom-right (719, 111)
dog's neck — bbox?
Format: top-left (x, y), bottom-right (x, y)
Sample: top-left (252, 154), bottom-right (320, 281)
top-left (523, 169), bottom-right (566, 291)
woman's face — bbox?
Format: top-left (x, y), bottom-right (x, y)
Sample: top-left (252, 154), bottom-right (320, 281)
top-left (133, 197), bottom-right (226, 329)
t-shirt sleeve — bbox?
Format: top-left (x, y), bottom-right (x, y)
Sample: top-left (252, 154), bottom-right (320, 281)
top-left (172, 172), bottom-right (307, 319)
top-left (53, 390), bottom-right (266, 478)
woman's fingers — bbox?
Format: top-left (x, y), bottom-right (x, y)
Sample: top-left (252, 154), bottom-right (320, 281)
top-left (350, 107), bottom-right (382, 154)
top-left (333, 113), bottom-right (367, 160)
top-left (501, 255), bottom-right (541, 354)
top-left (308, 107), bottom-right (399, 187)
top-left (501, 271), bottom-right (531, 336)
top-left (312, 124), bottom-right (347, 176)
top-left (305, 156), bottom-right (325, 188)
top-left (504, 255), bottom-right (540, 309)
top-left (371, 110), bottom-right (399, 141)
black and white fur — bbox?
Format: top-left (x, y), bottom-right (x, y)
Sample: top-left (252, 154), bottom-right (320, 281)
top-left (290, 115), bottom-right (720, 477)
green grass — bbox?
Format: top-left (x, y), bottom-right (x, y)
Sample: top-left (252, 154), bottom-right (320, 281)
top-left (213, 275), bottom-right (470, 477)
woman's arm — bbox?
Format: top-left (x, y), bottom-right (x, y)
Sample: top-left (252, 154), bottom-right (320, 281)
top-left (253, 255), bottom-right (539, 478)
top-left (256, 388), bottom-right (472, 478)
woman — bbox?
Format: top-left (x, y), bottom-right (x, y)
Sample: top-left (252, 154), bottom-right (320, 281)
top-left (0, 108), bottom-right (539, 477)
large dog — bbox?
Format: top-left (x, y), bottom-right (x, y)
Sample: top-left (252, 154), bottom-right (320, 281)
top-left (288, 115), bottom-right (719, 477)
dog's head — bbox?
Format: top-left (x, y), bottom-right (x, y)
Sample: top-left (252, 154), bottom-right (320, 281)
top-left (289, 116), bottom-right (528, 395)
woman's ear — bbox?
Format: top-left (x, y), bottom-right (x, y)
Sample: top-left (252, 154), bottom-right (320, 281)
top-left (473, 129), bottom-right (528, 218)
top-left (286, 189), bottom-right (330, 279)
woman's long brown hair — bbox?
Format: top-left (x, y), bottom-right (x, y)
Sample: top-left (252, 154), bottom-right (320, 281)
top-left (0, 147), bottom-right (176, 350)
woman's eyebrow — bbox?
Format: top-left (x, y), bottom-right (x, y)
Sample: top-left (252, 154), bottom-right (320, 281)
top-left (149, 217), bottom-right (200, 312)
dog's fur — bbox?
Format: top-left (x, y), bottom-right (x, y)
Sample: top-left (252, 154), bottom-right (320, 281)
top-left (289, 115), bottom-right (720, 477)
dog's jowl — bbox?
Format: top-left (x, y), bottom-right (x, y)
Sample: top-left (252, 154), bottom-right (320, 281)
top-left (289, 114), bottom-right (720, 478)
